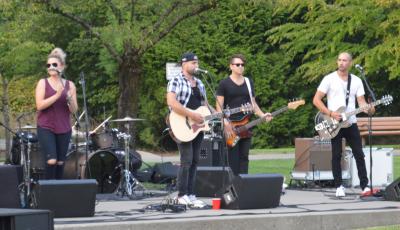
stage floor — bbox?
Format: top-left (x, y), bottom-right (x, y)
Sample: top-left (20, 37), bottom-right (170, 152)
top-left (54, 187), bottom-right (400, 230)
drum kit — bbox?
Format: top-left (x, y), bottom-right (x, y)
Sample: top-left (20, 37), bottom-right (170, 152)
top-left (3, 114), bottom-right (146, 204)
top-left (64, 116), bottom-right (146, 197)
top-left (65, 115), bottom-right (146, 197)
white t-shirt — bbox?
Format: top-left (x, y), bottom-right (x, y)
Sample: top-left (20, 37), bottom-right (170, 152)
top-left (317, 71), bottom-right (365, 124)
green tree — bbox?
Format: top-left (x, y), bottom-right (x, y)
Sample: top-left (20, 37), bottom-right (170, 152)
top-left (0, 1), bottom-right (52, 154)
top-left (35, 0), bottom-right (217, 123)
top-left (267, 0), bottom-right (400, 115)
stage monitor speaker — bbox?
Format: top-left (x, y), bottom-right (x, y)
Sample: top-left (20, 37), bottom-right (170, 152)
top-left (33, 179), bottom-right (97, 218)
top-left (0, 208), bottom-right (53, 230)
top-left (195, 166), bottom-right (234, 197)
top-left (0, 165), bottom-right (22, 208)
top-left (198, 138), bottom-right (224, 166)
top-left (151, 162), bottom-right (179, 184)
top-left (294, 138), bottom-right (347, 172)
top-left (384, 177), bottom-right (400, 201)
top-left (222, 174), bottom-right (283, 209)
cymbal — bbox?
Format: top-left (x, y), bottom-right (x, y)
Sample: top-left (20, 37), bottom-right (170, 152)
top-left (111, 116), bottom-right (145, 122)
top-left (21, 125), bottom-right (36, 129)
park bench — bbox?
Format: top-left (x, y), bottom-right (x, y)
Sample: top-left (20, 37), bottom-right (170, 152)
top-left (357, 116), bottom-right (400, 144)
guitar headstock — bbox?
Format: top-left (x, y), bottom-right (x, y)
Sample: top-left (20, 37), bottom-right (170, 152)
top-left (288, 99), bottom-right (305, 110)
top-left (240, 102), bottom-right (253, 114)
top-left (380, 95), bottom-right (393, 106)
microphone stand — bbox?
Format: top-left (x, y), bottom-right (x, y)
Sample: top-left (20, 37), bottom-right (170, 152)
top-left (79, 72), bottom-right (91, 178)
top-left (357, 67), bottom-right (378, 197)
top-left (196, 70), bottom-right (232, 197)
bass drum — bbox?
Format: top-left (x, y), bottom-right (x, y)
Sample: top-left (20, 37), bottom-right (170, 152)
top-left (113, 149), bottom-right (142, 174)
top-left (64, 150), bottom-right (121, 194)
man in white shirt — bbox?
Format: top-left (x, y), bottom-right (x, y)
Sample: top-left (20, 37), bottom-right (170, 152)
top-left (313, 52), bottom-right (374, 197)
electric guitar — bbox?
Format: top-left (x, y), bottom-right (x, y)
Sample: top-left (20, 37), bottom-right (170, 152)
top-left (314, 95), bottom-right (393, 140)
top-left (167, 103), bottom-right (252, 143)
top-left (226, 99), bottom-right (305, 148)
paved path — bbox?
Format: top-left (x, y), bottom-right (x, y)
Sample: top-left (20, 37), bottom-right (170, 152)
top-left (2, 139), bottom-right (399, 163)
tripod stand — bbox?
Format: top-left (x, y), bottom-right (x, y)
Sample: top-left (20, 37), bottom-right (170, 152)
top-left (111, 117), bottom-right (145, 198)
top-left (0, 121), bottom-right (36, 207)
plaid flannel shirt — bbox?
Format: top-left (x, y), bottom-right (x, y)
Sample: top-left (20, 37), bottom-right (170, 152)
top-left (167, 72), bottom-right (206, 107)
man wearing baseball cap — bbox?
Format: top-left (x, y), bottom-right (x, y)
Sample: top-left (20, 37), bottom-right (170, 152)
top-left (167, 52), bottom-right (210, 207)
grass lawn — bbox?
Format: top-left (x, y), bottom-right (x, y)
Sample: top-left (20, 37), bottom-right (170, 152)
top-left (250, 148), bottom-right (294, 154)
top-left (356, 225), bottom-right (400, 230)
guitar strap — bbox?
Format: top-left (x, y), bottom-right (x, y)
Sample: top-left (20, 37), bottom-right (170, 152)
top-left (244, 77), bottom-right (253, 106)
top-left (345, 74), bottom-right (351, 107)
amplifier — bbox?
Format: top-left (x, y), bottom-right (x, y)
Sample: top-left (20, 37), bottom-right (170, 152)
top-left (291, 137), bottom-right (351, 181)
top-left (198, 138), bottom-right (225, 167)
top-left (350, 147), bottom-right (394, 187)
top-left (294, 137), bottom-right (347, 172)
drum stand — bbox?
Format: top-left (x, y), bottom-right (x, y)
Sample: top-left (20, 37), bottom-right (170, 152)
top-left (116, 122), bottom-right (145, 198)
top-left (18, 133), bottom-right (34, 208)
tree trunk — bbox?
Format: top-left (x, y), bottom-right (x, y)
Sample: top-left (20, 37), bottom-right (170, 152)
top-left (117, 50), bottom-right (142, 147)
top-left (1, 75), bottom-right (11, 162)
top-left (117, 53), bottom-right (141, 119)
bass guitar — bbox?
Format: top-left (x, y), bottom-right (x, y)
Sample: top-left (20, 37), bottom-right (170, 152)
top-left (226, 99), bottom-right (305, 147)
top-left (168, 103), bottom-right (252, 143)
top-left (314, 95), bottom-right (393, 140)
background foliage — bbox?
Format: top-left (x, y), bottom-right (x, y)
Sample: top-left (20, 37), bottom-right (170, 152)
top-left (1, 0), bottom-right (399, 149)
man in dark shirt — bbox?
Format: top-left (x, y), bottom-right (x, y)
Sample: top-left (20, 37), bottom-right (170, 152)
top-left (216, 54), bottom-right (271, 175)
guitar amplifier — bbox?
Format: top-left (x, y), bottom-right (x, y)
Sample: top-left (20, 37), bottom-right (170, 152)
top-left (293, 137), bottom-right (349, 173)
top-left (198, 138), bottom-right (225, 167)
top-left (350, 147), bottom-right (394, 187)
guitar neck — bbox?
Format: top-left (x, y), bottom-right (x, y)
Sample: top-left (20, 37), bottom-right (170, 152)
top-left (204, 113), bottom-right (222, 121)
top-left (244, 105), bottom-right (288, 129)
top-left (345, 99), bottom-right (383, 117)
top-left (205, 106), bottom-right (251, 121)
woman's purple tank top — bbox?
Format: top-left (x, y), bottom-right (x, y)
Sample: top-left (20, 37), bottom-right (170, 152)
top-left (37, 78), bottom-right (71, 134)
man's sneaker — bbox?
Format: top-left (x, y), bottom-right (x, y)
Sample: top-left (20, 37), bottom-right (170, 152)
top-left (361, 187), bottom-right (372, 197)
top-left (336, 185), bottom-right (346, 197)
top-left (176, 195), bottom-right (193, 206)
top-left (188, 194), bottom-right (206, 208)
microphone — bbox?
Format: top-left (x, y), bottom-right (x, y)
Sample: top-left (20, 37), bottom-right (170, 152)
top-left (49, 67), bottom-right (61, 75)
top-left (194, 68), bottom-right (208, 74)
top-left (355, 64), bottom-right (364, 71)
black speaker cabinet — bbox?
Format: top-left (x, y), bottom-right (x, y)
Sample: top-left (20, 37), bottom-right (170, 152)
top-left (294, 138), bottom-right (347, 171)
top-left (222, 174), bottom-right (283, 209)
top-left (33, 179), bottom-right (97, 218)
top-left (152, 162), bottom-right (179, 183)
top-left (0, 208), bottom-right (53, 230)
top-left (0, 165), bottom-right (23, 208)
top-left (385, 177), bottom-right (400, 201)
top-left (198, 138), bottom-right (224, 166)
top-left (195, 166), bottom-right (234, 197)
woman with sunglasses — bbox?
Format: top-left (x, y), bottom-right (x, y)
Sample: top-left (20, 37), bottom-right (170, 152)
top-left (35, 47), bottom-right (78, 179)
top-left (216, 54), bottom-right (271, 175)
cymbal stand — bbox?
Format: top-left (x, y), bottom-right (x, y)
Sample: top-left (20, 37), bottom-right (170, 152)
top-left (116, 122), bottom-right (145, 198)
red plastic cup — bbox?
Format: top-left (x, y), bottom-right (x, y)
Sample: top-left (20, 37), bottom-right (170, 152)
top-left (212, 198), bottom-right (221, 210)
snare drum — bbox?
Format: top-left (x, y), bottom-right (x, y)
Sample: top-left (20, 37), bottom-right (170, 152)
top-left (64, 149), bottom-right (121, 193)
top-left (91, 129), bottom-right (122, 149)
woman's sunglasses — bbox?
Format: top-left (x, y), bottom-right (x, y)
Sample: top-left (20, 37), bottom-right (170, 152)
top-left (46, 63), bottom-right (58, 68)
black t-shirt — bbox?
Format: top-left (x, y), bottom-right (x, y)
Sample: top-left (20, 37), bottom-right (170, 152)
top-left (186, 86), bottom-right (203, 110)
top-left (216, 76), bottom-right (255, 121)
